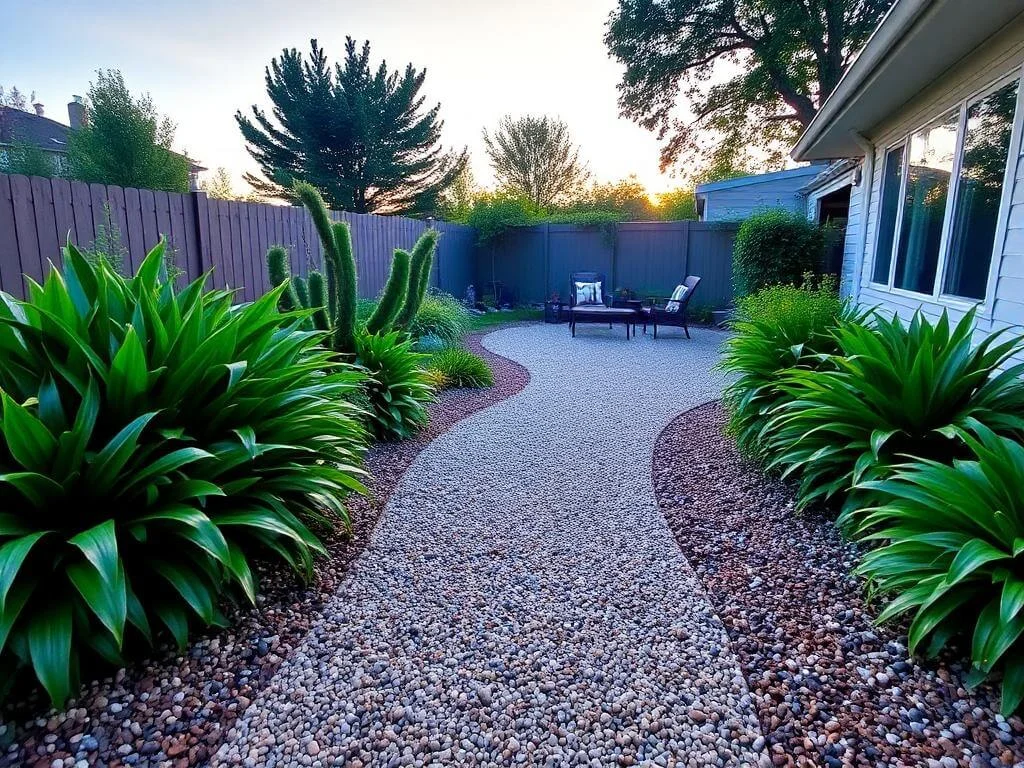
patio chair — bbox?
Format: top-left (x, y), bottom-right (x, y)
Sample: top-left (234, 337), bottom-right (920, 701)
top-left (641, 275), bottom-right (702, 339)
top-left (568, 271), bottom-right (638, 338)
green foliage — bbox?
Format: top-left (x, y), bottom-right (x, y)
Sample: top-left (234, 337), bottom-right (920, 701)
top-left (764, 309), bottom-right (1024, 513)
top-left (365, 250), bottom-right (411, 335)
top-left (464, 193), bottom-right (542, 243)
top-left (237, 38), bottom-right (467, 215)
top-left (67, 70), bottom-right (190, 193)
top-left (605, 0), bottom-right (893, 174)
top-left (464, 307), bottom-right (543, 331)
top-left (427, 347), bottom-right (494, 389)
top-left (396, 230), bottom-right (440, 330)
top-left (354, 331), bottom-right (432, 440)
top-left (733, 210), bottom-right (827, 296)
top-left (654, 188), bottom-right (697, 221)
top-left (0, 241), bottom-right (367, 706)
top-left (850, 427), bottom-right (1024, 715)
top-left (4, 141), bottom-right (59, 178)
top-left (720, 276), bottom-right (850, 456)
top-left (406, 293), bottom-right (470, 345)
top-left (306, 272), bottom-right (329, 332)
top-left (483, 115), bottom-right (589, 208)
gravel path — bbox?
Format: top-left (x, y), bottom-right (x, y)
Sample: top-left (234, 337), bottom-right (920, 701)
top-left (215, 323), bottom-right (768, 768)
top-left (655, 401), bottom-right (1024, 768)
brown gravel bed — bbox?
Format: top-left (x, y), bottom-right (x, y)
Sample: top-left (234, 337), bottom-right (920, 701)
top-left (0, 327), bottom-right (531, 768)
top-left (654, 401), bottom-right (1024, 768)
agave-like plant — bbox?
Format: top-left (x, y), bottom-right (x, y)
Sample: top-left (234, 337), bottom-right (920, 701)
top-left (720, 277), bottom-right (852, 456)
top-left (354, 331), bottom-right (433, 440)
top-left (0, 241), bottom-right (367, 706)
top-left (764, 309), bottom-right (1024, 514)
top-left (851, 426), bottom-right (1024, 715)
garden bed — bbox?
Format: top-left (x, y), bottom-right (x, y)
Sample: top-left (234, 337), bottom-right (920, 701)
top-left (654, 401), bottom-right (1024, 768)
top-left (0, 329), bottom-right (530, 768)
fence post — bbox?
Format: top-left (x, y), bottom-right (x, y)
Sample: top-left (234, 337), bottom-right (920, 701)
top-left (191, 191), bottom-right (211, 282)
top-left (610, 223), bottom-right (619, 292)
top-left (544, 223), bottom-right (551, 301)
top-left (681, 220), bottom-right (690, 277)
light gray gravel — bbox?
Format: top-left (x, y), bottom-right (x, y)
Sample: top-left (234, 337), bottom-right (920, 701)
top-left (214, 323), bottom-right (769, 768)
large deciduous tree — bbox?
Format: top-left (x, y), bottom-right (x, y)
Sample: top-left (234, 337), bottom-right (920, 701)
top-left (483, 115), bottom-right (590, 208)
top-left (605, 0), bottom-right (895, 173)
top-left (67, 70), bottom-right (190, 192)
top-left (237, 38), bottom-right (467, 216)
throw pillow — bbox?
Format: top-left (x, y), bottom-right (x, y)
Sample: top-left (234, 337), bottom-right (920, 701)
top-left (574, 281), bottom-right (603, 306)
top-left (665, 284), bottom-right (688, 312)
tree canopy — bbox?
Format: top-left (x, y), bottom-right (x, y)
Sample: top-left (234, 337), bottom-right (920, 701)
top-left (67, 70), bottom-right (190, 192)
top-left (237, 38), bottom-right (467, 216)
top-left (605, 0), bottom-right (895, 173)
top-left (483, 115), bottom-right (590, 208)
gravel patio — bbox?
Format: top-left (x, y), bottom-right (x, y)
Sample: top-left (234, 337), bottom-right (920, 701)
top-left (213, 323), bottom-right (768, 767)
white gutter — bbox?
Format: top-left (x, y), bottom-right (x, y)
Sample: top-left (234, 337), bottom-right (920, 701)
top-left (792, 0), bottom-right (933, 161)
top-left (849, 130), bottom-right (875, 305)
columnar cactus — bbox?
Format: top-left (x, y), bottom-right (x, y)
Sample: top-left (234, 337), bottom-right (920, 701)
top-left (396, 229), bottom-right (439, 330)
top-left (365, 249), bottom-right (411, 335)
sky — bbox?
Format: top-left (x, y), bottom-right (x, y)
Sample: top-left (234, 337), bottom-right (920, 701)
top-left (1, 0), bottom-right (689, 196)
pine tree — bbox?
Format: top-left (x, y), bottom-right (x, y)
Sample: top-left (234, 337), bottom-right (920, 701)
top-left (238, 39), bottom-right (467, 216)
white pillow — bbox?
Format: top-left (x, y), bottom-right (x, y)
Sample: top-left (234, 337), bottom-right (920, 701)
top-left (574, 280), bottom-right (603, 305)
top-left (665, 284), bottom-right (688, 312)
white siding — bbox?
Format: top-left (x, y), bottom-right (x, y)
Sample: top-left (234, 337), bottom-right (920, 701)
top-left (854, 14), bottom-right (1024, 355)
top-left (702, 175), bottom-right (812, 222)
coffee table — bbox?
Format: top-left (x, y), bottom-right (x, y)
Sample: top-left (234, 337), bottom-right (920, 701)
top-left (569, 305), bottom-right (641, 338)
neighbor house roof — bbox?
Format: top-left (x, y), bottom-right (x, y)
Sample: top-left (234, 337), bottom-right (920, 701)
top-left (0, 107), bottom-right (70, 151)
top-left (793, 0), bottom-right (1024, 161)
top-left (694, 164), bottom-right (824, 194)
top-left (798, 159), bottom-right (860, 195)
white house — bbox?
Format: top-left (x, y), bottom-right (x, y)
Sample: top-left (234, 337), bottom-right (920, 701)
top-left (793, 0), bottom-right (1024, 338)
top-left (694, 164), bottom-right (825, 222)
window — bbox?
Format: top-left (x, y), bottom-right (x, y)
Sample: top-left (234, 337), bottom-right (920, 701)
top-left (893, 111), bottom-right (958, 293)
top-left (872, 72), bottom-right (1022, 305)
top-left (872, 145), bottom-right (904, 284)
top-left (943, 80), bottom-right (1019, 299)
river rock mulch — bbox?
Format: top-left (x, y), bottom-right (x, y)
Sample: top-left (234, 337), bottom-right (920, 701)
top-left (654, 401), bottom-right (1024, 768)
top-left (0, 329), bottom-right (530, 768)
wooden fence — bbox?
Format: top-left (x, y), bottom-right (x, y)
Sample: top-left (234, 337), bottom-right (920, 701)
top-left (476, 221), bottom-right (739, 309)
top-left (0, 173), bottom-right (476, 301)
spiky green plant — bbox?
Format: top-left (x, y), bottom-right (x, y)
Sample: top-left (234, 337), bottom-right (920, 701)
top-left (428, 347), bottom-right (493, 389)
top-left (0, 240), bottom-right (368, 707)
top-left (765, 309), bottom-right (1024, 515)
top-left (307, 271), bottom-right (329, 332)
top-left (851, 426), bottom-right (1024, 715)
top-left (267, 245), bottom-right (300, 312)
top-left (396, 229), bottom-right (439, 329)
top-left (354, 331), bottom-right (433, 440)
top-left (365, 249), bottom-right (412, 335)
top-left (719, 275), bottom-right (853, 457)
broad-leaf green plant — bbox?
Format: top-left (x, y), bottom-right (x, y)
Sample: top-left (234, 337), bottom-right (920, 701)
top-left (851, 426), bottom-right (1024, 715)
top-left (354, 331), bottom-right (433, 440)
top-left (0, 241), bottom-right (367, 706)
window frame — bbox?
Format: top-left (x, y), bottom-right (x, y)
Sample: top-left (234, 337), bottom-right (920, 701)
top-left (869, 66), bottom-right (1024, 318)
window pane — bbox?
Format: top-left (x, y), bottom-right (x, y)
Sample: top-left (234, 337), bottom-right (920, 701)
top-left (943, 80), bottom-right (1019, 299)
top-left (873, 145), bottom-right (904, 284)
top-left (893, 110), bottom-right (959, 294)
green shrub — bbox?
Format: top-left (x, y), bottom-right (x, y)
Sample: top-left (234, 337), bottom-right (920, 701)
top-left (355, 331), bottom-right (433, 440)
top-left (407, 293), bottom-right (470, 345)
top-left (429, 347), bottom-right (494, 389)
top-left (720, 275), bottom-right (851, 456)
top-left (365, 249), bottom-right (411, 335)
top-left (0, 242), bottom-right (368, 706)
top-left (765, 309), bottom-right (1024, 514)
top-left (732, 210), bottom-right (826, 296)
top-left (851, 426), bottom-right (1024, 715)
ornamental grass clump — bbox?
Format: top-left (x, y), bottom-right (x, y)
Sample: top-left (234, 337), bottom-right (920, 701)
top-left (851, 426), bottom-right (1024, 715)
top-left (0, 241), bottom-right (368, 706)
top-left (354, 331), bottom-right (433, 440)
top-left (405, 292), bottom-right (469, 345)
top-left (428, 347), bottom-right (494, 389)
top-left (720, 274), bottom-right (852, 457)
top-left (764, 309), bottom-right (1024, 516)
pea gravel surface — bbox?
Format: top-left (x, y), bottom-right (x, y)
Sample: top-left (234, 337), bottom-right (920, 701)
top-left (214, 323), bottom-right (769, 768)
